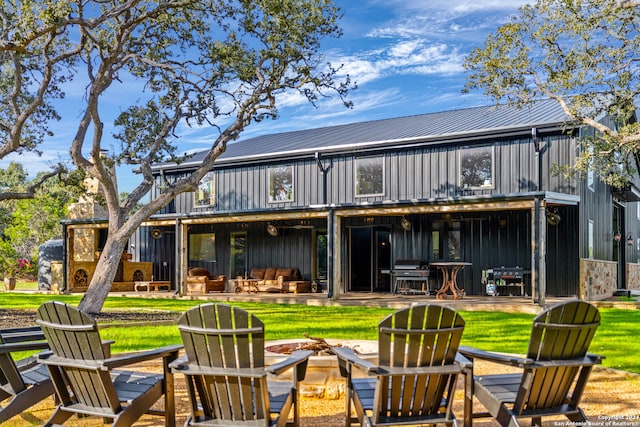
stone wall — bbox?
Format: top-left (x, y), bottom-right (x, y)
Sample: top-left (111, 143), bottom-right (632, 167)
top-left (626, 263), bottom-right (640, 290)
top-left (579, 259), bottom-right (617, 301)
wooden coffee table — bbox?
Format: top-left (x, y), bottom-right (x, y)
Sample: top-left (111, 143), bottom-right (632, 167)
top-left (234, 278), bottom-right (259, 294)
top-left (134, 281), bottom-right (171, 292)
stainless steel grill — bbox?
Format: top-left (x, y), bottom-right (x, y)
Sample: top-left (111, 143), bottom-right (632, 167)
top-left (382, 260), bottom-right (429, 294)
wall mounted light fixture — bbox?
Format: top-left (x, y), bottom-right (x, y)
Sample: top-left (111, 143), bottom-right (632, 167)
top-left (400, 216), bottom-right (412, 231)
top-left (267, 224), bottom-right (278, 237)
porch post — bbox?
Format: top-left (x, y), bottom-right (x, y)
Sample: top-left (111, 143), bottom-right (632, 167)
top-left (176, 218), bottom-right (187, 295)
top-left (532, 198), bottom-right (546, 306)
top-left (328, 209), bottom-right (340, 300)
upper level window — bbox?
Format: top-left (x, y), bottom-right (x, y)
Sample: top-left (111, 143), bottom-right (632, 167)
top-left (460, 145), bottom-right (494, 189)
top-left (355, 156), bottom-right (384, 196)
top-left (194, 172), bottom-right (215, 207)
top-left (269, 165), bottom-right (294, 202)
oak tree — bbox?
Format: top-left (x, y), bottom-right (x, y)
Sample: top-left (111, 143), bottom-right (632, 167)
top-left (464, 0), bottom-right (640, 187)
top-left (1, 0), bottom-right (352, 314)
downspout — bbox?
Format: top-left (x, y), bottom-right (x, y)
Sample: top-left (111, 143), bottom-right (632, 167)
top-left (315, 152), bottom-right (329, 205)
top-left (532, 127), bottom-right (542, 191)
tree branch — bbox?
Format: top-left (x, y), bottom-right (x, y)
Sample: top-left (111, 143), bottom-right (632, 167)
top-left (0, 166), bottom-right (63, 201)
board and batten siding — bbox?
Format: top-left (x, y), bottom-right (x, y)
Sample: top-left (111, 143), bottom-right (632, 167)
top-left (158, 132), bottom-right (578, 215)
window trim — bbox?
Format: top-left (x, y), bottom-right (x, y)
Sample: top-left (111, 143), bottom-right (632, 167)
top-left (355, 156), bottom-right (385, 197)
top-left (268, 165), bottom-right (295, 203)
top-left (194, 171), bottom-right (215, 207)
top-left (459, 145), bottom-right (495, 190)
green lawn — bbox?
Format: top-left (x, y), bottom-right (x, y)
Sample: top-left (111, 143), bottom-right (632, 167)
top-left (1, 293), bottom-right (638, 373)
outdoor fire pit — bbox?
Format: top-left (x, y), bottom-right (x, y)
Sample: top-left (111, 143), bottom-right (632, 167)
top-left (265, 337), bottom-right (378, 399)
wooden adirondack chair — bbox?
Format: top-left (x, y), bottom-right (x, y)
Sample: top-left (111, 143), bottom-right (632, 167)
top-left (0, 325), bottom-right (53, 423)
top-left (333, 304), bottom-right (470, 427)
top-left (459, 300), bottom-right (603, 427)
top-left (171, 303), bottom-right (312, 427)
top-left (35, 301), bottom-right (182, 427)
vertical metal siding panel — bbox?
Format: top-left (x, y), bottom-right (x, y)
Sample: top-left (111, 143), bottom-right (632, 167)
top-left (230, 168), bottom-right (239, 211)
top-left (229, 167), bottom-right (237, 211)
top-left (242, 165), bottom-right (251, 209)
top-left (412, 150), bottom-right (422, 199)
top-left (389, 154), bottom-right (399, 200)
top-left (491, 143), bottom-right (500, 193)
top-left (233, 168), bottom-right (241, 211)
top-left (400, 152), bottom-right (409, 200)
top-left (424, 152), bottom-right (432, 199)
top-left (219, 169), bottom-right (230, 211)
top-left (399, 153), bottom-right (408, 200)
top-left (327, 158), bottom-right (337, 204)
top-left (517, 140), bottom-right (528, 192)
top-left (256, 164), bottom-right (265, 209)
top-left (221, 169), bottom-right (231, 210)
top-left (435, 148), bottom-right (445, 198)
top-left (510, 142), bottom-right (519, 194)
top-left (298, 161), bottom-right (306, 206)
top-left (326, 159), bottom-right (334, 205)
top-left (544, 137), bottom-right (557, 192)
top-left (342, 157), bottom-right (353, 204)
top-left (307, 160), bottom-right (321, 206)
top-left (299, 161), bottom-right (310, 206)
top-left (544, 136), bottom-right (578, 194)
top-left (494, 142), bottom-right (503, 193)
top-left (500, 143), bottom-right (511, 194)
top-left (430, 149), bottom-right (440, 198)
top-left (447, 148), bottom-right (457, 198)
top-left (386, 154), bottom-right (394, 200)
top-left (522, 138), bottom-right (534, 192)
top-left (307, 161), bottom-right (315, 205)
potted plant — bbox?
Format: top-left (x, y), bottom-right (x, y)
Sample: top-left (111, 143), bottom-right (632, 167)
top-left (1, 260), bottom-right (17, 291)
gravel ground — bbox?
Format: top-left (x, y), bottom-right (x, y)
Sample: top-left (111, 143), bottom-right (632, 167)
top-left (0, 308), bottom-right (180, 328)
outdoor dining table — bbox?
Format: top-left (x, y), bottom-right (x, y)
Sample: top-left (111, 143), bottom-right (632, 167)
top-left (430, 261), bottom-right (471, 300)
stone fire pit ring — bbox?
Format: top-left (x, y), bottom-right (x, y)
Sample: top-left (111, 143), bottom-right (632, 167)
top-left (265, 339), bottom-right (378, 399)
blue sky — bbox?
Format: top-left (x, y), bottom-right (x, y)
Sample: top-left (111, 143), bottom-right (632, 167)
top-left (2, 0), bottom-right (528, 192)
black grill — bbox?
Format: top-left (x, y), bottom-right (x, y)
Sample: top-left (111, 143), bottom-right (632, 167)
top-left (382, 260), bottom-right (429, 294)
top-left (490, 267), bottom-right (527, 280)
top-left (486, 266), bottom-right (531, 297)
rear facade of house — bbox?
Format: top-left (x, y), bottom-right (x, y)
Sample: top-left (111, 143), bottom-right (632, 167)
top-left (62, 99), bottom-right (640, 301)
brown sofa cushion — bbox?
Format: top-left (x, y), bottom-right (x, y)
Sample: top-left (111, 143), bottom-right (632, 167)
top-left (276, 268), bottom-right (296, 279)
top-left (250, 268), bottom-right (266, 280)
top-left (188, 267), bottom-right (211, 278)
top-left (264, 267), bottom-right (277, 280)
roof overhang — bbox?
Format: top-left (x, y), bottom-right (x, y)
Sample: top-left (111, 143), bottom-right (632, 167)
top-left (611, 184), bottom-right (640, 202)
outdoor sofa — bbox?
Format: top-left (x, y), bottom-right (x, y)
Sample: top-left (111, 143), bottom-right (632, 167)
top-left (249, 267), bottom-right (311, 293)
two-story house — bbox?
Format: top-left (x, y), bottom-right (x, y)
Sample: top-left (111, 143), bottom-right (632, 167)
top-left (61, 98), bottom-right (640, 302)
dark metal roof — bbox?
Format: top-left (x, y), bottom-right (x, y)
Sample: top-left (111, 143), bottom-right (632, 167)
top-left (174, 98), bottom-right (573, 168)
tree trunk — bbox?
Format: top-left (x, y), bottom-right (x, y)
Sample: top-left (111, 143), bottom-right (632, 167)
top-left (78, 237), bottom-right (127, 315)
